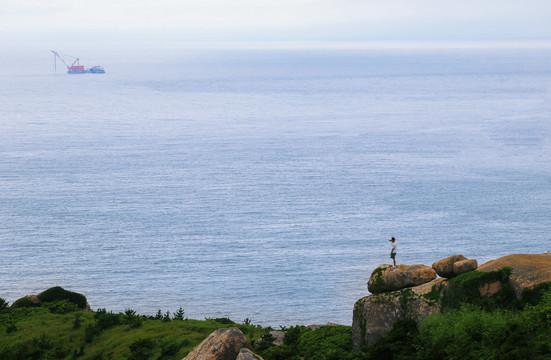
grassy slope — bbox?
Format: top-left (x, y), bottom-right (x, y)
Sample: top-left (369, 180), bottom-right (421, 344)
top-left (0, 307), bottom-right (265, 360)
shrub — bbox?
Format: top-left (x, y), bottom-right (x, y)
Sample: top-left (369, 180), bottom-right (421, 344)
top-left (255, 330), bottom-right (276, 351)
top-left (38, 286), bottom-right (88, 309)
top-left (85, 309), bottom-right (124, 343)
top-left (124, 309), bottom-right (143, 329)
top-left (158, 340), bottom-right (182, 359)
top-left (441, 268), bottom-right (516, 311)
top-left (283, 325), bottom-right (307, 347)
top-left (0, 298), bottom-right (8, 310)
top-left (95, 309), bottom-right (123, 330)
top-left (213, 317), bottom-right (235, 324)
top-left (521, 282), bottom-right (551, 307)
top-left (528, 287), bottom-right (551, 325)
top-left (298, 326), bottom-right (354, 360)
top-left (0, 334), bottom-right (71, 360)
top-left (364, 318), bottom-right (418, 360)
top-left (417, 304), bottom-right (547, 360)
top-left (45, 300), bottom-right (80, 314)
top-left (128, 338), bottom-right (156, 360)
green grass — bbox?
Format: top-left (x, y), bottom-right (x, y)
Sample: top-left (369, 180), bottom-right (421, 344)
top-left (0, 307), bottom-right (265, 360)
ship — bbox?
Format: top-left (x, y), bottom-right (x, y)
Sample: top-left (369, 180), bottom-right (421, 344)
top-left (50, 50), bottom-right (105, 74)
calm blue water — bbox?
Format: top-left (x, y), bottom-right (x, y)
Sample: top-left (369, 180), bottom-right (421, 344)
top-left (1, 45), bottom-right (550, 326)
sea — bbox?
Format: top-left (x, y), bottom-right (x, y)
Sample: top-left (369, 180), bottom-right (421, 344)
top-left (1, 43), bottom-right (550, 327)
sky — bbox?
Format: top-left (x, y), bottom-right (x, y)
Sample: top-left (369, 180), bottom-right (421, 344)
top-left (1, 0), bottom-right (551, 49)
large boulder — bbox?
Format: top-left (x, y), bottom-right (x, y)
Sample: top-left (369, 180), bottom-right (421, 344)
top-left (10, 295), bottom-right (41, 308)
top-left (478, 253), bottom-right (551, 298)
top-left (432, 255), bottom-right (467, 278)
top-left (453, 259), bottom-right (478, 276)
top-left (353, 278), bottom-right (447, 349)
top-left (183, 327), bottom-right (251, 360)
top-left (367, 264), bottom-right (437, 293)
top-left (10, 287), bottom-right (91, 310)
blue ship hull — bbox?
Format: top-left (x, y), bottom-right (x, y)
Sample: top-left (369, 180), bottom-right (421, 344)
top-left (67, 66), bottom-right (105, 74)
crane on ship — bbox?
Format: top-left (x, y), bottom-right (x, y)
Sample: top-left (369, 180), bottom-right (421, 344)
top-left (50, 50), bottom-right (105, 74)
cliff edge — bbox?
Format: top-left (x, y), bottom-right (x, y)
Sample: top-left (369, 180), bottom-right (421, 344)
top-left (352, 253), bottom-right (551, 350)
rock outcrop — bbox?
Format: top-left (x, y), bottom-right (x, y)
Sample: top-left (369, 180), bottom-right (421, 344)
top-left (453, 259), bottom-right (478, 276)
top-left (432, 255), bottom-right (467, 278)
top-left (353, 278), bottom-right (447, 349)
top-left (183, 327), bottom-right (251, 360)
top-left (354, 253), bottom-right (551, 350)
top-left (367, 264), bottom-right (437, 293)
top-left (478, 253), bottom-right (551, 298)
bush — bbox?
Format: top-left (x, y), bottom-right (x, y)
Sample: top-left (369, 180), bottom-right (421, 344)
top-left (213, 317), bottom-right (235, 324)
top-left (158, 340), bottom-right (183, 359)
top-left (521, 282), bottom-right (551, 307)
top-left (260, 325), bottom-right (357, 360)
top-left (128, 338), bottom-right (156, 360)
top-left (298, 326), bottom-right (354, 360)
top-left (124, 309), bottom-right (143, 329)
top-left (256, 330), bottom-right (276, 352)
top-left (44, 300), bottom-right (80, 314)
top-left (0, 334), bottom-right (70, 360)
top-left (38, 286), bottom-right (88, 309)
top-left (528, 287), bottom-right (551, 325)
top-left (417, 304), bottom-right (548, 360)
top-left (95, 308), bottom-right (123, 330)
top-left (283, 325), bottom-right (307, 347)
top-left (85, 309), bottom-right (124, 343)
top-left (441, 268), bottom-right (516, 311)
top-left (364, 318), bottom-right (418, 360)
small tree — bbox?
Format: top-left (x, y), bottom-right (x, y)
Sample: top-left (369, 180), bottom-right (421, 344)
top-left (173, 307), bottom-right (185, 321)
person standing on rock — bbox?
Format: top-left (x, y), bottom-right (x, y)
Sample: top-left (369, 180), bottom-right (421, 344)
top-left (390, 237), bottom-right (397, 267)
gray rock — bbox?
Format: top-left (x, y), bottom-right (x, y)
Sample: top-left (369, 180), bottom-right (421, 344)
top-left (453, 259), bottom-right (478, 276)
top-left (353, 278), bottom-right (447, 349)
top-left (253, 330), bottom-right (285, 348)
top-left (432, 255), bottom-right (467, 278)
top-left (306, 323), bottom-right (341, 330)
top-left (236, 348), bottom-right (264, 360)
top-left (182, 327), bottom-right (250, 360)
top-left (367, 264), bottom-right (437, 293)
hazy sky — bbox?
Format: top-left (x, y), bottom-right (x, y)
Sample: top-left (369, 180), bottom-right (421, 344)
top-left (2, 0), bottom-right (551, 48)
